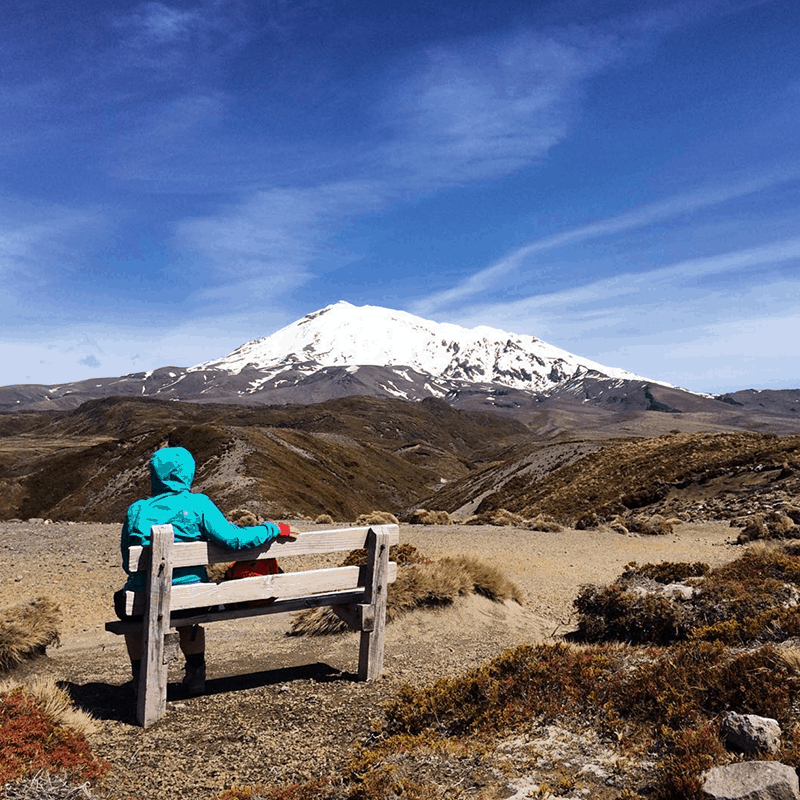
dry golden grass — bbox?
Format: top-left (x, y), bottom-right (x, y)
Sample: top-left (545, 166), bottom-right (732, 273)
top-left (355, 511), bottom-right (399, 525)
top-left (0, 676), bottom-right (99, 738)
top-left (289, 553), bottom-right (524, 636)
top-left (465, 509), bottom-right (524, 526)
top-left (408, 509), bottom-right (453, 525)
top-left (314, 513), bottom-right (334, 524)
top-left (0, 597), bottom-right (61, 672)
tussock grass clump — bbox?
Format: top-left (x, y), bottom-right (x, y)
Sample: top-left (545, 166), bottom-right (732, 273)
top-left (523, 514), bottom-right (563, 532)
top-left (289, 549), bottom-right (523, 636)
top-left (0, 679), bottom-right (107, 783)
top-left (314, 513), bottom-right (334, 524)
top-left (0, 598), bottom-right (61, 673)
top-left (227, 507), bottom-right (260, 527)
top-left (574, 547), bottom-right (800, 646)
top-left (623, 514), bottom-right (675, 536)
top-left (381, 641), bottom-right (800, 799)
top-left (465, 509), bottom-right (523, 526)
top-left (407, 509), bottom-right (453, 525)
top-left (356, 511), bottom-right (399, 526)
top-left (737, 511), bottom-right (798, 543)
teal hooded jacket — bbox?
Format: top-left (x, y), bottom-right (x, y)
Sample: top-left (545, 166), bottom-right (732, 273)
top-left (121, 447), bottom-right (280, 591)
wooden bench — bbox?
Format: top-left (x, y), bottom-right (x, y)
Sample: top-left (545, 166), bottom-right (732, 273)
top-left (105, 523), bottom-right (399, 727)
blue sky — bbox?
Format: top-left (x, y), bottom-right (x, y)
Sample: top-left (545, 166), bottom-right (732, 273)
top-left (2, 0), bottom-right (798, 393)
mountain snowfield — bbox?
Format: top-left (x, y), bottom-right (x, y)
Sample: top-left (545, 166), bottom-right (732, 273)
top-left (191, 301), bottom-right (655, 394)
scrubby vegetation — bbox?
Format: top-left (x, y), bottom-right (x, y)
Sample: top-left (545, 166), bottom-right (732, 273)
top-left (373, 640), bottom-right (800, 799)
top-left (0, 678), bottom-right (106, 785)
top-left (574, 545), bottom-right (800, 645)
top-left (355, 511), bottom-right (399, 526)
top-left (468, 432), bottom-right (800, 526)
top-left (406, 508), bottom-right (453, 525)
top-left (290, 545), bottom-right (523, 636)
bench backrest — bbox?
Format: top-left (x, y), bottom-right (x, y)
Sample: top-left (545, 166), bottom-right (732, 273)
top-left (121, 524), bottom-right (399, 617)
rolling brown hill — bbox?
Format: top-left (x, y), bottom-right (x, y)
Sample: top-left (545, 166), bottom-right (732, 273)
top-left (2, 394), bottom-right (800, 527)
top-left (0, 395), bottom-right (526, 522)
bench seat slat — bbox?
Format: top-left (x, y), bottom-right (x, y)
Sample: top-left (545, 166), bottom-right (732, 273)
top-left (105, 588), bottom-right (368, 633)
top-left (126, 525), bottom-right (399, 572)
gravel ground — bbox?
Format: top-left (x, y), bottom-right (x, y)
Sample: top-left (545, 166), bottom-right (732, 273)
top-left (0, 519), bottom-right (742, 799)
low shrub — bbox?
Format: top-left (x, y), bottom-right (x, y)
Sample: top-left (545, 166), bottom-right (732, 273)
top-left (0, 680), bottom-right (107, 783)
top-left (381, 640), bottom-right (800, 799)
top-left (0, 598), bottom-right (61, 673)
top-left (624, 514), bottom-right (674, 536)
top-left (523, 515), bottom-right (563, 532)
top-left (737, 511), bottom-right (798, 543)
top-left (574, 547), bottom-right (800, 646)
top-left (315, 514), bottom-right (334, 524)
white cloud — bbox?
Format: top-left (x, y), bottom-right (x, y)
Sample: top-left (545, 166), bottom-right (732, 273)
top-left (412, 168), bottom-right (800, 316)
top-left (174, 180), bottom-right (386, 300)
top-left (379, 27), bottom-right (615, 189)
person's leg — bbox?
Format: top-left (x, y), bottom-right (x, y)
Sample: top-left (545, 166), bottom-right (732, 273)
top-left (123, 633), bottom-right (142, 693)
top-left (179, 625), bottom-right (206, 695)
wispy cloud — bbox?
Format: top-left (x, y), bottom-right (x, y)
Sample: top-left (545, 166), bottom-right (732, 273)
top-left (411, 167), bottom-right (800, 316)
top-left (379, 28), bottom-right (606, 187)
top-left (175, 181), bottom-right (386, 304)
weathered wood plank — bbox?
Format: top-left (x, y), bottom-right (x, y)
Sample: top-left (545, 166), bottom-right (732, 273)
top-left (358, 528), bottom-right (391, 681)
top-left (106, 589), bottom-right (369, 634)
top-left (170, 562), bottom-right (398, 610)
top-left (137, 524), bottom-right (173, 728)
top-left (120, 562), bottom-right (398, 616)
top-left (126, 525), bottom-right (399, 572)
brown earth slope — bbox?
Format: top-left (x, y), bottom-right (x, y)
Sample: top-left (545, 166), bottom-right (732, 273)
top-left (0, 396), bottom-right (526, 522)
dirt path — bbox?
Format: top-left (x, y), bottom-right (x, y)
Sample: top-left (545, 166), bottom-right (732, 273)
top-left (1, 520), bottom-right (741, 799)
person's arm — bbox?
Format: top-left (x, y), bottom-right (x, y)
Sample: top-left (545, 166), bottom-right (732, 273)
top-left (196, 495), bottom-right (289, 550)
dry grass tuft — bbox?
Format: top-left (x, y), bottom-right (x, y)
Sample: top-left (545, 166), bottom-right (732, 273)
top-left (0, 677), bottom-right (99, 738)
top-left (408, 509), bottom-right (453, 525)
top-left (737, 510), bottom-right (798, 543)
top-left (624, 514), bottom-right (675, 536)
top-left (523, 514), bottom-right (563, 532)
top-left (314, 513), bottom-right (334, 524)
top-left (0, 597), bottom-right (61, 673)
top-left (464, 509), bottom-right (524, 526)
top-left (227, 507), bottom-right (260, 527)
top-left (356, 511), bottom-right (399, 526)
top-left (289, 551), bottom-right (523, 636)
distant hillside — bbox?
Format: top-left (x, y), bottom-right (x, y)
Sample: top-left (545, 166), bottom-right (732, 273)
top-left (427, 431), bottom-right (800, 525)
top-left (0, 395), bottom-right (526, 522)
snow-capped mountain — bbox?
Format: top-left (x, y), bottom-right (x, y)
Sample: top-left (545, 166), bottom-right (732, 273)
top-left (191, 300), bottom-right (652, 394)
top-left (2, 301), bottom-right (682, 413)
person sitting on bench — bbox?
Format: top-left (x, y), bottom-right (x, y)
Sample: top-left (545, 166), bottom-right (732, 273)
top-left (114, 445), bottom-right (292, 695)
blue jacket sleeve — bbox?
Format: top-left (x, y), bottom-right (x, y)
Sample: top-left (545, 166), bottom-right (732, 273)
top-left (196, 495), bottom-right (281, 550)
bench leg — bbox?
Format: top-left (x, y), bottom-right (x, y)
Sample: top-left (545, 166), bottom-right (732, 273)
top-left (137, 524), bottom-right (174, 727)
top-left (358, 528), bottom-right (391, 680)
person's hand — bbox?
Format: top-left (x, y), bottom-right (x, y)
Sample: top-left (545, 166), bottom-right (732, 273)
top-left (276, 523), bottom-right (297, 541)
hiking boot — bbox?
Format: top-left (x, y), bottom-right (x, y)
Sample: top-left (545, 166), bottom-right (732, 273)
top-left (183, 656), bottom-right (206, 696)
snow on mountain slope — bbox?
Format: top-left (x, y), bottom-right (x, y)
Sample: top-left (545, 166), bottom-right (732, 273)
top-left (191, 301), bottom-right (657, 393)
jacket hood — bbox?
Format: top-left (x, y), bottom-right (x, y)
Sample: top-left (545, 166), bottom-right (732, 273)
top-left (150, 447), bottom-right (195, 494)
